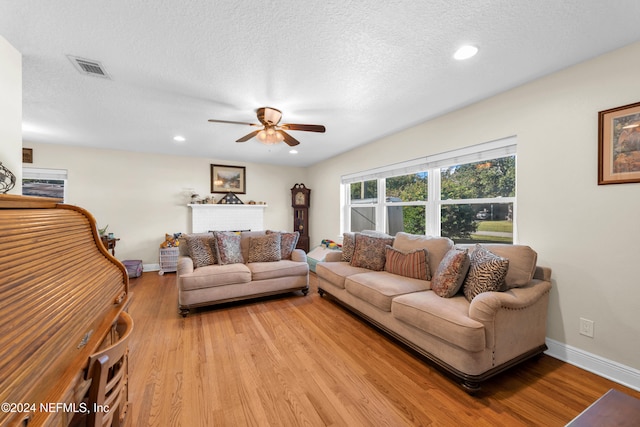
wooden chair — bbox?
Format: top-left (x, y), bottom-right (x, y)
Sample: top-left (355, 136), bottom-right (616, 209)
top-left (85, 311), bottom-right (134, 427)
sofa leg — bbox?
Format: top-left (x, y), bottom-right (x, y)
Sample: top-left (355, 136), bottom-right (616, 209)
top-left (318, 288), bottom-right (325, 297)
top-left (302, 287), bottom-right (309, 296)
top-left (461, 380), bottom-right (481, 395)
top-left (179, 308), bottom-right (190, 318)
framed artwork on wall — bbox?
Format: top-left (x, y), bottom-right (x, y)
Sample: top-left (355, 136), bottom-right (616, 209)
top-left (598, 101), bottom-right (640, 185)
top-left (22, 148), bottom-right (33, 163)
top-left (211, 164), bottom-right (246, 194)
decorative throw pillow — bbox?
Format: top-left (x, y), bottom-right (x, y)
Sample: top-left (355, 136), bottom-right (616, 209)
top-left (213, 231), bottom-right (244, 265)
top-left (350, 234), bottom-right (394, 271)
top-left (463, 244), bottom-right (509, 302)
top-left (184, 234), bottom-right (217, 268)
top-left (248, 233), bottom-right (282, 263)
top-left (384, 246), bottom-right (430, 280)
top-left (431, 247), bottom-right (470, 298)
top-left (341, 232), bottom-right (357, 262)
top-left (267, 230), bottom-right (299, 259)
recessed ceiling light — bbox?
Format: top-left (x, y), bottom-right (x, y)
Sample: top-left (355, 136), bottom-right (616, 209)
top-left (454, 45), bottom-right (478, 60)
top-left (173, 136), bottom-right (186, 142)
top-left (289, 149), bottom-right (298, 154)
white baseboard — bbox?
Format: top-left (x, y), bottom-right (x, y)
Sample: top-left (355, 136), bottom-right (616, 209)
top-left (545, 338), bottom-right (640, 392)
top-left (143, 263), bottom-right (160, 272)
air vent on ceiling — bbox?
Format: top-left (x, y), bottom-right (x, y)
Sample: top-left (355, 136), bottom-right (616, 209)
top-left (67, 55), bottom-right (111, 79)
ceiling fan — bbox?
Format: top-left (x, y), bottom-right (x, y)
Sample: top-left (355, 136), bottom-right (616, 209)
top-left (208, 107), bottom-right (326, 146)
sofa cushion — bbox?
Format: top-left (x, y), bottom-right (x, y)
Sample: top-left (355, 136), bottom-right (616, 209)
top-left (384, 246), bottom-right (429, 280)
top-left (392, 292), bottom-right (486, 352)
top-left (345, 271), bottom-right (430, 312)
top-left (341, 232), bottom-right (356, 262)
top-left (248, 233), bottom-right (281, 263)
top-left (184, 234), bottom-right (217, 268)
top-left (247, 260), bottom-right (309, 281)
top-left (471, 244), bottom-right (537, 290)
top-left (280, 231), bottom-right (300, 260)
top-left (266, 230), bottom-right (299, 260)
top-left (214, 231), bottom-right (244, 265)
top-left (392, 232), bottom-right (453, 277)
top-left (431, 247), bottom-right (470, 298)
top-left (179, 263), bottom-right (251, 291)
top-left (240, 231), bottom-right (266, 261)
top-left (316, 262), bottom-right (371, 289)
top-left (350, 234), bottom-right (394, 271)
top-left (462, 245), bottom-right (509, 302)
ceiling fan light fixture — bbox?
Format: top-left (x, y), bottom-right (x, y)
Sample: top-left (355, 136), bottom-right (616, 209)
top-left (257, 128), bottom-right (283, 145)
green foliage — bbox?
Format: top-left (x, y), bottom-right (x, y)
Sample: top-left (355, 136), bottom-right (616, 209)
top-left (441, 205), bottom-right (477, 239)
top-left (350, 180), bottom-right (377, 201)
top-left (385, 173), bottom-right (428, 201)
top-left (441, 156), bottom-right (515, 199)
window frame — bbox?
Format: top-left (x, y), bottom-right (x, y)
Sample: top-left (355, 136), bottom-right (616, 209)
top-left (342, 137), bottom-right (517, 241)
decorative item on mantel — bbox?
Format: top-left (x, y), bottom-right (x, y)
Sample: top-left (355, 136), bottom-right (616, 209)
top-left (190, 193), bottom-right (202, 204)
top-left (0, 161), bottom-right (17, 194)
top-left (218, 192), bottom-right (244, 204)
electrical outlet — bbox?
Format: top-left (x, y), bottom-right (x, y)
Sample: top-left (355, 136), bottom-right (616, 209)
top-left (580, 318), bottom-right (594, 338)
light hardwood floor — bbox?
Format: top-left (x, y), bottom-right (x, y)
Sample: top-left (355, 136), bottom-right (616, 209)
top-left (126, 272), bottom-right (639, 426)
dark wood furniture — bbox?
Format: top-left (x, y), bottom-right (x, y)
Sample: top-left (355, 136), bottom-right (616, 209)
top-left (291, 183), bottom-right (310, 252)
top-left (567, 388), bottom-right (640, 426)
top-left (0, 194), bottom-right (130, 427)
top-left (100, 235), bottom-right (120, 256)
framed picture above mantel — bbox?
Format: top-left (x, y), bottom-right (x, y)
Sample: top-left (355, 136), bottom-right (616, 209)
top-left (210, 164), bottom-right (246, 193)
top-left (598, 101), bottom-right (640, 185)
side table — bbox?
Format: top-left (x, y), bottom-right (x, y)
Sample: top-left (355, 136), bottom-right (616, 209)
top-left (101, 236), bottom-right (120, 256)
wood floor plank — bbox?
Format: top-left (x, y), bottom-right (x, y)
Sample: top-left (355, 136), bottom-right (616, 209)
top-left (124, 272), bottom-right (640, 426)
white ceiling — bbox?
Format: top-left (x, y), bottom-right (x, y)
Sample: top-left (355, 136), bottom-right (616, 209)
top-left (2, 1), bottom-right (640, 167)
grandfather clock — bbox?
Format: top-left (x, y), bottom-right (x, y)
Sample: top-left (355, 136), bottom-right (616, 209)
top-left (291, 183), bottom-right (310, 252)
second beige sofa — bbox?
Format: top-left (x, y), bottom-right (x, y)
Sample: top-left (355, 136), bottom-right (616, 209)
top-left (177, 230), bottom-right (309, 316)
top-left (316, 231), bottom-right (551, 393)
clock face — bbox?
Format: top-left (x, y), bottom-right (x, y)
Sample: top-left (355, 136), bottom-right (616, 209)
top-left (295, 191), bottom-right (305, 205)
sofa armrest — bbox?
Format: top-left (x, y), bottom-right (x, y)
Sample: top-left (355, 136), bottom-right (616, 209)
top-left (324, 251), bottom-right (343, 262)
top-left (177, 255), bottom-right (194, 276)
top-left (291, 248), bottom-right (307, 262)
top-left (533, 265), bottom-right (552, 281)
top-left (468, 279), bottom-right (552, 352)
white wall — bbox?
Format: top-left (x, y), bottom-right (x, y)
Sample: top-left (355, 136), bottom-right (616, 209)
top-left (25, 143), bottom-right (306, 266)
top-left (0, 36), bottom-right (22, 192)
top-left (308, 41), bottom-right (640, 375)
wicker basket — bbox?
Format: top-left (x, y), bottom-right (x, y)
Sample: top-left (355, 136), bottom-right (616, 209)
top-left (158, 247), bottom-right (179, 275)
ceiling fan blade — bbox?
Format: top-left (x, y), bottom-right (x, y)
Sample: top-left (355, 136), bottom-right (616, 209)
top-left (208, 119), bottom-right (260, 127)
top-left (279, 130), bottom-right (300, 146)
top-left (236, 129), bottom-right (261, 142)
top-left (281, 123), bottom-right (326, 133)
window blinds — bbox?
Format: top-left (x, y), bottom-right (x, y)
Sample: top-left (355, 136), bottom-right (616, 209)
top-left (341, 136), bottom-right (517, 184)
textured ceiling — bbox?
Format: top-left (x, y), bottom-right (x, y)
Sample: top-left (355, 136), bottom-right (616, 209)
top-left (2, 0), bottom-right (640, 167)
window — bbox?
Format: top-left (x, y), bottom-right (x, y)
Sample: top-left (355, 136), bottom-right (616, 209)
top-left (22, 168), bottom-right (68, 201)
top-left (342, 137), bottom-right (516, 243)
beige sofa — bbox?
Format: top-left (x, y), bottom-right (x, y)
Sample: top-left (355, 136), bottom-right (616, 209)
top-left (316, 232), bottom-right (551, 393)
top-left (177, 230), bottom-right (309, 316)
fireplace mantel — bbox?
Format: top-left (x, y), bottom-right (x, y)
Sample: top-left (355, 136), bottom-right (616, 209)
top-left (188, 204), bottom-right (267, 233)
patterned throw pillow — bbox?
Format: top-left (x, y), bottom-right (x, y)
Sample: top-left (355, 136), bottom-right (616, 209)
top-left (463, 244), bottom-right (509, 302)
top-left (431, 247), bottom-right (470, 298)
top-left (248, 233), bottom-right (282, 263)
top-left (384, 246), bottom-right (430, 280)
top-left (341, 232), bottom-right (357, 262)
top-left (184, 234), bottom-right (217, 268)
top-left (350, 234), bottom-right (394, 271)
top-left (267, 230), bottom-right (299, 259)
top-left (213, 231), bottom-right (244, 265)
